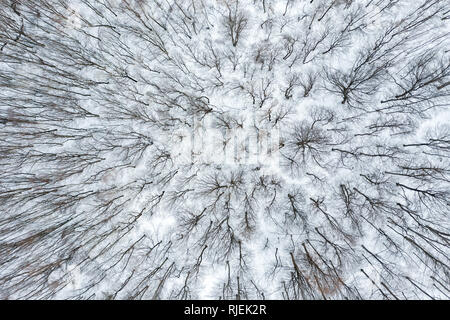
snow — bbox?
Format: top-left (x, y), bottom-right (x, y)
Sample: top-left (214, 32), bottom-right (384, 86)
top-left (0, 0), bottom-right (448, 300)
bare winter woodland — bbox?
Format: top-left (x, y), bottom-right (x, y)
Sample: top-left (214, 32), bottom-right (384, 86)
top-left (0, 0), bottom-right (449, 300)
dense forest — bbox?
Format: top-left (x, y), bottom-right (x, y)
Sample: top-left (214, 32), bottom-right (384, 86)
top-left (0, 0), bottom-right (449, 299)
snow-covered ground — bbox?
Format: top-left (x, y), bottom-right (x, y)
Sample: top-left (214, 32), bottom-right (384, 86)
top-left (0, 0), bottom-right (449, 300)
